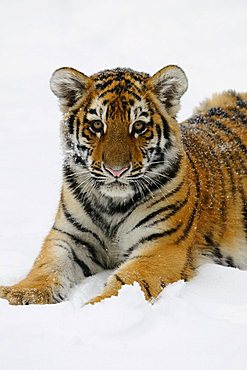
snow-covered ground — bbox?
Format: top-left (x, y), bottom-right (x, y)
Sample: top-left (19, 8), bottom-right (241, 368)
top-left (0, 1), bottom-right (247, 369)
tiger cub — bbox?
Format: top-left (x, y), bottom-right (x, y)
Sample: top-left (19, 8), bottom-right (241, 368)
top-left (0, 65), bottom-right (246, 305)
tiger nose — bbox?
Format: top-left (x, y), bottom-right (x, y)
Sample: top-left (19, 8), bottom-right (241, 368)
top-left (104, 165), bottom-right (129, 178)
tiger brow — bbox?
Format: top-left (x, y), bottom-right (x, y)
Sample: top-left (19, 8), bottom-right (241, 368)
top-left (139, 112), bottom-right (149, 117)
top-left (88, 109), bottom-right (97, 115)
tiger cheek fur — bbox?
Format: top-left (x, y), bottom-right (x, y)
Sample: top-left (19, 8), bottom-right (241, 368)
top-left (0, 65), bottom-right (246, 306)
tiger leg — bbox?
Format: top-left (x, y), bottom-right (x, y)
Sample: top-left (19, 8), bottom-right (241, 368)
top-left (0, 228), bottom-right (102, 305)
top-left (88, 242), bottom-right (196, 304)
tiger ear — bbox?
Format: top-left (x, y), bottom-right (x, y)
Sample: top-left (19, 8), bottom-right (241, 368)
top-left (148, 65), bottom-right (188, 118)
top-left (50, 67), bottom-right (92, 112)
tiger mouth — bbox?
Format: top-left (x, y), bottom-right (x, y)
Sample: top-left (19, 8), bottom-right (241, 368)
top-left (98, 179), bottom-right (135, 198)
top-left (104, 180), bottom-right (130, 188)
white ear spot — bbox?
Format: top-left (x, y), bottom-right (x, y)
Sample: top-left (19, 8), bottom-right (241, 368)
top-left (50, 67), bottom-right (92, 112)
top-left (149, 65), bottom-right (188, 118)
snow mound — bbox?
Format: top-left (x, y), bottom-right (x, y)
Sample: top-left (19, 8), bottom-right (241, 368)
top-left (1, 264), bottom-right (247, 370)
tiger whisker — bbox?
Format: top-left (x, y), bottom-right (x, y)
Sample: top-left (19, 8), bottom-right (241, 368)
top-left (141, 176), bottom-right (156, 199)
top-left (142, 174), bottom-right (166, 198)
top-left (145, 170), bottom-right (171, 180)
top-left (71, 175), bottom-right (92, 194)
top-left (63, 170), bottom-right (91, 179)
top-left (79, 177), bottom-right (95, 197)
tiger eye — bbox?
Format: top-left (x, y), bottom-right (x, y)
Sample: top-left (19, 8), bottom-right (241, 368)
top-left (90, 120), bottom-right (104, 133)
top-left (133, 120), bottom-right (147, 134)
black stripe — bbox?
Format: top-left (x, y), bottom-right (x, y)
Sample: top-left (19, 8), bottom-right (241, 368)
top-left (71, 249), bottom-right (92, 277)
top-left (88, 108), bottom-right (97, 115)
top-left (225, 256), bottom-right (235, 268)
top-left (63, 165), bottom-right (87, 196)
top-left (115, 274), bottom-right (125, 285)
top-left (54, 241), bottom-right (92, 278)
top-left (76, 118), bottom-right (80, 143)
top-left (201, 131), bottom-right (227, 222)
top-left (52, 226), bottom-right (88, 245)
top-left (105, 105), bottom-right (111, 121)
top-left (95, 192), bottom-right (141, 216)
top-left (147, 180), bottom-right (185, 208)
top-left (141, 223), bottom-right (182, 243)
top-left (79, 196), bottom-right (110, 232)
top-left (229, 105), bottom-right (247, 124)
top-left (56, 293), bottom-right (65, 302)
top-left (49, 233), bottom-right (105, 270)
top-left (126, 223), bottom-right (182, 256)
top-left (212, 121), bottom-right (247, 156)
top-left (156, 124), bottom-right (162, 147)
top-left (98, 87), bottom-right (120, 98)
top-left (96, 79), bottom-right (114, 90)
top-left (81, 119), bottom-right (93, 141)
top-left (63, 166), bottom-right (106, 227)
top-left (50, 242), bottom-right (93, 285)
top-left (176, 154), bottom-right (200, 243)
top-left (207, 107), bottom-right (228, 118)
top-left (180, 246), bottom-right (194, 280)
top-left (139, 111), bottom-right (149, 117)
top-left (61, 202), bottom-right (105, 249)
top-left (204, 234), bottom-right (236, 267)
top-left (132, 192), bottom-right (189, 231)
top-left (104, 70), bottom-right (145, 82)
top-left (52, 231), bottom-right (100, 276)
top-left (52, 225), bottom-right (104, 251)
top-left (67, 114), bottom-right (76, 135)
top-left (184, 125), bottom-right (245, 202)
top-left (198, 125), bottom-right (237, 197)
top-left (125, 90), bottom-right (142, 101)
top-left (161, 116), bottom-right (170, 141)
top-left (148, 195), bottom-right (189, 228)
top-left (96, 77), bottom-right (142, 93)
top-left (130, 72), bottom-right (148, 82)
top-left (55, 242), bottom-right (71, 254)
top-left (160, 281), bottom-right (166, 288)
top-left (110, 206), bottom-right (140, 235)
top-left (76, 144), bottom-right (89, 152)
top-left (99, 87), bottom-right (142, 101)
top-left (73, 153), bottom-right (87, 166)
top-left (146, 153), bottom-right (182, 189)
top-left (185, 125), bottom-right (237, 223)
top-left (66, 108), bottom-right (80, 135)
top-left (236, 99), bottom-right (247, 109)
top-left (205, 234), bottom-right (223, 261)
top-left (141, 280), bottom-right (152, 299)
top-left (123, 78), bottom-right (142, 93)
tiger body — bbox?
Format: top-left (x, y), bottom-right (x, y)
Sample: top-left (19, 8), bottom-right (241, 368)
top-left (0, 65), bottom-right (246, 305)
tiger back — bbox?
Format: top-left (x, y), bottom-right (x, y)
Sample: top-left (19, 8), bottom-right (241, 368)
top-left (182, 92), bottom-right (247, 268)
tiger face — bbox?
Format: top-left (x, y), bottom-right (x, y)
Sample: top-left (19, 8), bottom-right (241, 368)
top-left (50, 66), bottom-right (188, 199)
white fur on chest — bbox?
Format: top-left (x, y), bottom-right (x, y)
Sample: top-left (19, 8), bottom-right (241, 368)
top-left (114, 201), bottom-right (169, 258)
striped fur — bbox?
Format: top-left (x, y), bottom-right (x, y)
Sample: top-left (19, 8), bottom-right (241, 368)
top-left (0, 66), bottom-right (246, 305)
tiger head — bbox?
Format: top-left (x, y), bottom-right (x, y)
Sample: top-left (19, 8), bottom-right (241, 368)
top-left (50, 66), bottom-right (188, 200)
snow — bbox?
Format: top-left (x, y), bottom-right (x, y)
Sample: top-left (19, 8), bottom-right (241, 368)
top-left (1, 266), bottom-right (247, 370)
top-left (0, 0), bottom-right (247, 369)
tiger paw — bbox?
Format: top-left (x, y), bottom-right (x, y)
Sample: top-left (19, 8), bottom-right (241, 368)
top-left (0, 285), bottom-right (54, 305)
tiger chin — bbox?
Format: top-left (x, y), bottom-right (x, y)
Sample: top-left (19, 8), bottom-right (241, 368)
top-left (0, 65), bottom-right (246, 306)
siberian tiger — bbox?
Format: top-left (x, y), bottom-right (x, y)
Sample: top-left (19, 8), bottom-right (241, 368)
top-left (0, 65), bottom-right (246, 305)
